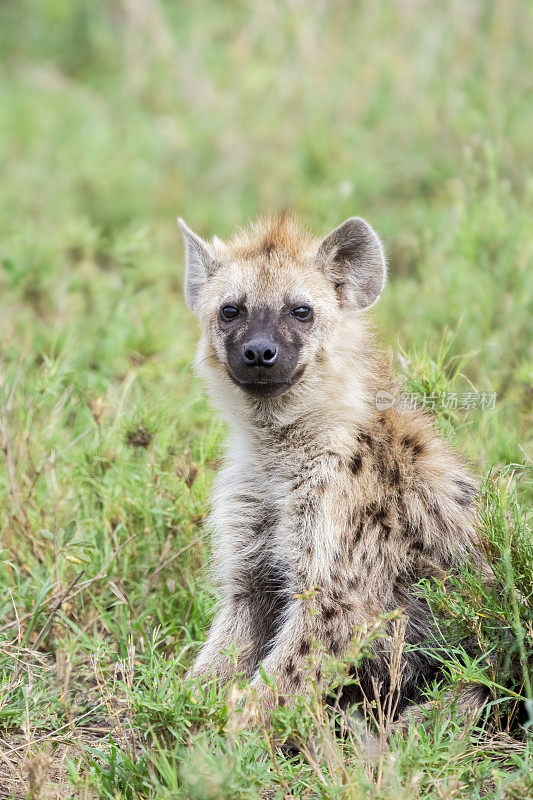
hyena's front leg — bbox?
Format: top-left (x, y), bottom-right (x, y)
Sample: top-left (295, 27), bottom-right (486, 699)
top-left (246, 590), bottom-right (358, 710)
top-left (192, 480), bottom-right (282, 684)
top-left (193, 551), bottom-right (290, 683)
top-left (191, 459), bottom-right (261, 682)
top-left (246, 470), bottom-right (364, 712)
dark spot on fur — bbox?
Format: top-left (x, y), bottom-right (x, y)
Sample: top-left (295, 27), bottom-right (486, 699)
top-left (375, 505), bottom-right (387, 522)
top-left (330, 639), bottom-right (343, 656)
top-left (369, 503), bottom-right (387, 525)
top-left (366, 501), bottom-right (377, 517)
top-left (359, 432), bottom-right (373, 450)
top-left (350, 452), bottom-right (363, 475)
top-left (381, 523), bottom-right (392, 540)
top-left (299, 640), bottom-right (310, 656)
top-left (251, 519), bottom-right (267, 537)
top-left (455, 478), bottom-right (475, 493)
top-left (235, 493), bottom-right (252, 506)
top-left (454, 479), bottom-right (476, 507)
top-left (276, 423), bottom-right (296, 445)
top-left (293, 672), bottom-right (302, 687)
top-left (333, 550), bottom-right (341, 564)
top-left (323, 606), bottom-right (336, 621)
top-left (340, 597), bottom-right (355, 613)
top-left (291, 474), bottom-right (309, 492)
top-left (389, 460), bottom-right (401, 486)
top-left (401, 435), bottom-right (424, 457)
top-left (294, 500), bottom-right (308, 519)
top-left (347, 546), bottom-right (354, 561)
top-left (286, 659), bottom-right (296, 676)
top-left (278, 696), bottom-right (286, 706)
top-left (348, 576), bottom-right (359, 590)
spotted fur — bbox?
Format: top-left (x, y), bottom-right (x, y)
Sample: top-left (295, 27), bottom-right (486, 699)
top-left (179, 213), bottom-right (489, 720)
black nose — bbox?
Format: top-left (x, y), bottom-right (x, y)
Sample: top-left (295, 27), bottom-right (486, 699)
top-left (242, 338), bottom-right (279, 367)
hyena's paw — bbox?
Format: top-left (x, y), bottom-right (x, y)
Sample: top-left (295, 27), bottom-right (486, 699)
top-left (226, 676), bottom-right (279, 734)
top-left (226, 684), bottom-right (262, 735)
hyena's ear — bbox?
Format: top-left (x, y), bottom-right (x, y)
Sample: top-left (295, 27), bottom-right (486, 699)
top-left (317, 217), bottom-right (386, 310)
top-left (178, 218), bottom-right (217, 314)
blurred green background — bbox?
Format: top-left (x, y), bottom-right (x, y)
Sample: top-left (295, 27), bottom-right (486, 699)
top-left (0, 1), bottom-right (531, 796)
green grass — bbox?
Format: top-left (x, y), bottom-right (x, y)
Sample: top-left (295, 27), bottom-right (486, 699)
top-left (0, 1), bottom-right (532, 797)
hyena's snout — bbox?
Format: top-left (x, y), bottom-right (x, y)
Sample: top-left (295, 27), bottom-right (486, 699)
top-left (242, 337), bottom-right (279, 368)
top-left (221, 306), bottom-right (306, 398)
top-left (228, 330), bottom-right (302, 397)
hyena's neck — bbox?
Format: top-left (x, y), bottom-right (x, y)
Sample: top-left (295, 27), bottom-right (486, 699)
top-left (249, 362), bottom-right (386, 447)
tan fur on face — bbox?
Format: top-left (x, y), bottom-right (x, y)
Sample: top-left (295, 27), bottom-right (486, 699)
top-left (228, 213), bottom-right (314, 260)
top-left (181, 213), bottom-right (489, 725)
top-left (193, 215), bottom-right (382, 432)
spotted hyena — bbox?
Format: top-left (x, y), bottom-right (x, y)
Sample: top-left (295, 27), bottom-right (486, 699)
top-left (179, 213), bottom-right (489, 725)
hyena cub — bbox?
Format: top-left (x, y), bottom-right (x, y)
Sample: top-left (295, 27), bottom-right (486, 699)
top-left (179, 213), bottom-right (489, 723)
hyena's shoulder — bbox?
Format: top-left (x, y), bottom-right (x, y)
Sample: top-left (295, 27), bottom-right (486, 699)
top-left (344, 407), bottom-right (479, 562)
top-left (354, 407), bottom-right (476, 496)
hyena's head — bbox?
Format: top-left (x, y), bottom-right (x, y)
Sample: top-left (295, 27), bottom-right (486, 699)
top-left (179, 214), bottom-right (385, 399)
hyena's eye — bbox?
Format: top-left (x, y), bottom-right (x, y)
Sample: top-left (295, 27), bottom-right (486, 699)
top-left (220, 305), bottom-right (240, 321)
top-left (291, 306), bottom-right (312, 321)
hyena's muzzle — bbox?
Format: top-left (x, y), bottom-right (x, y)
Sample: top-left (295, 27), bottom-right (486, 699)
top-left (222, 305), bottom-right (307, 397)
